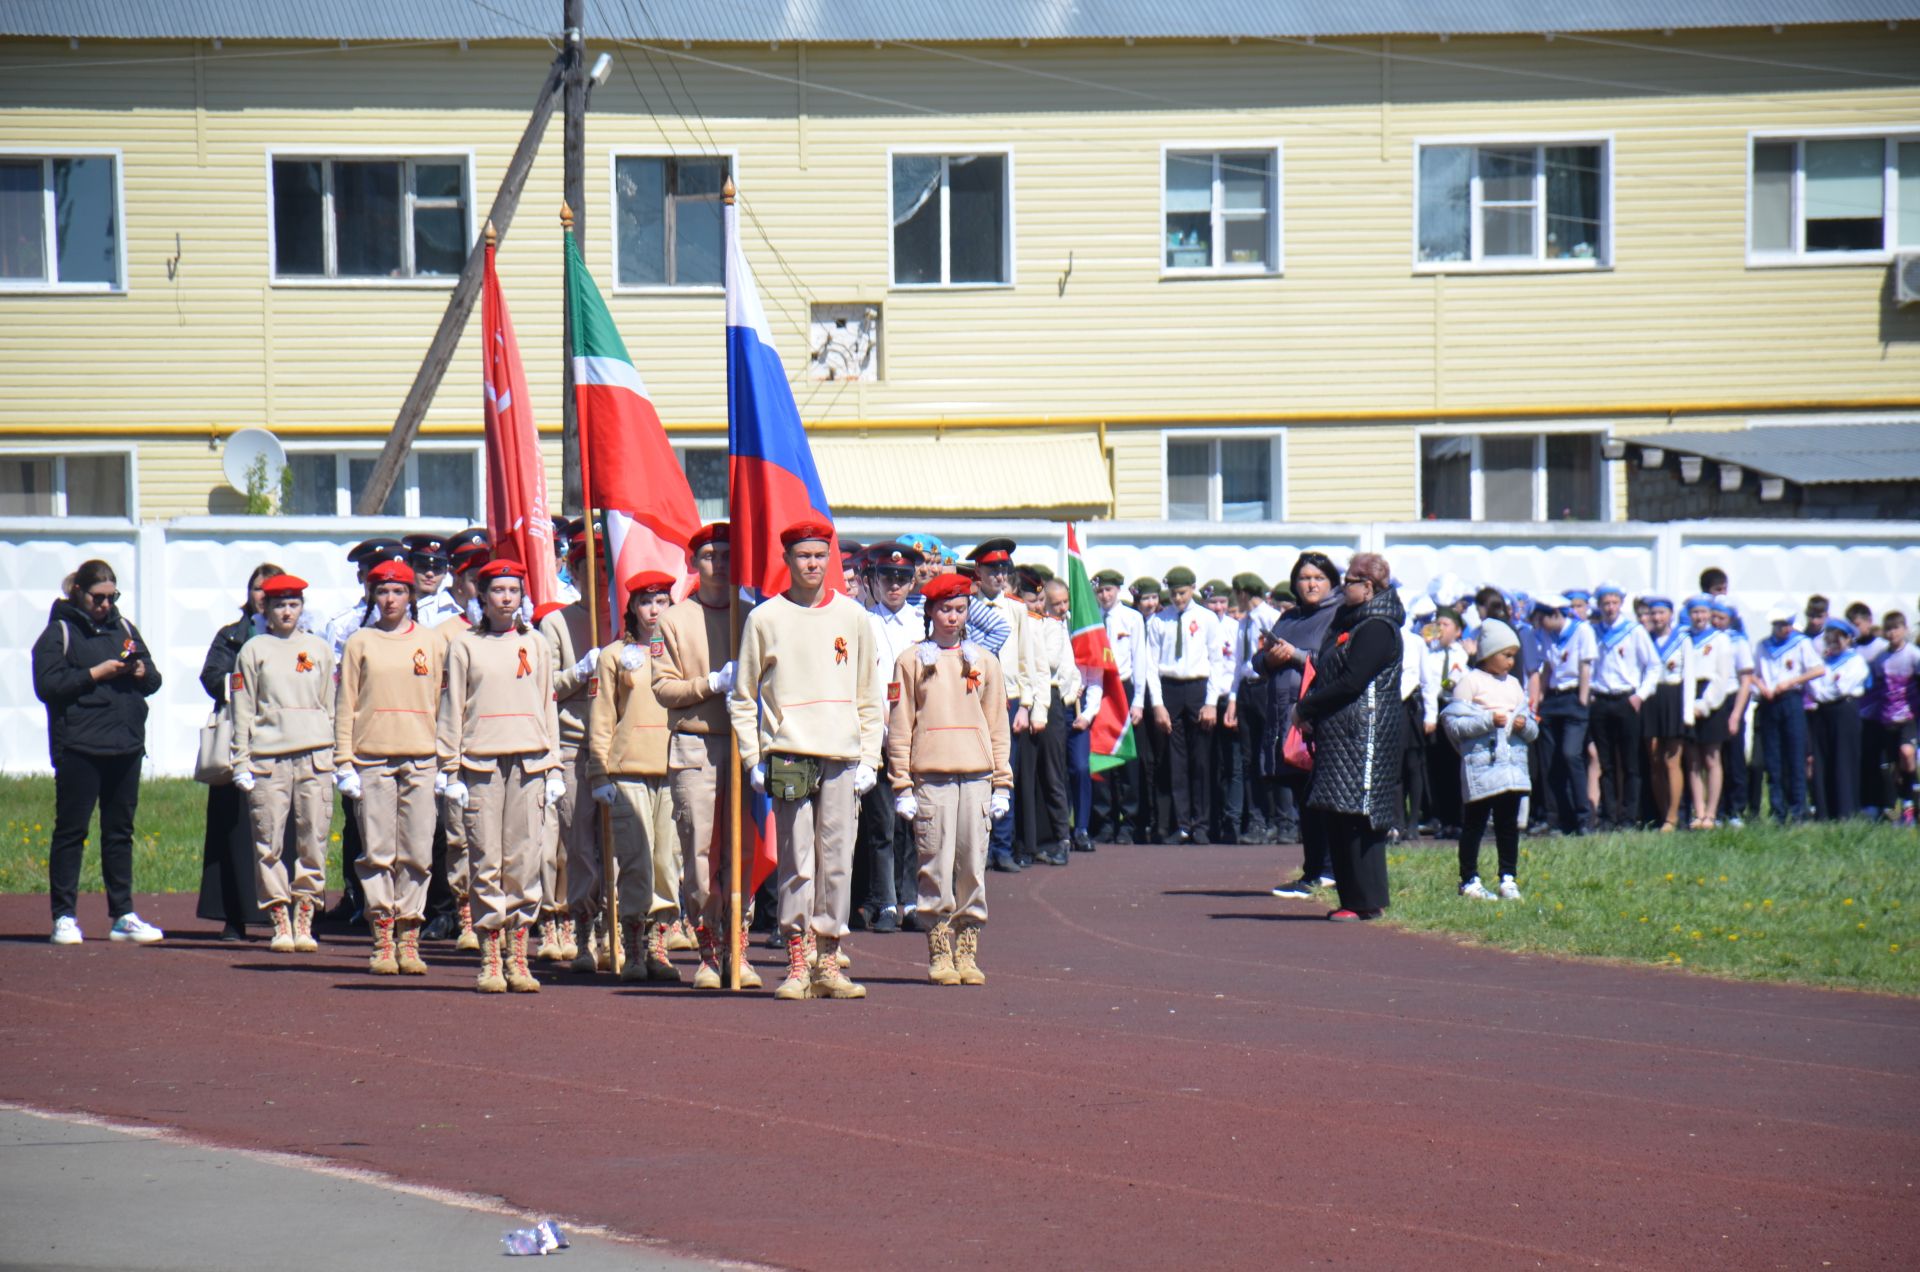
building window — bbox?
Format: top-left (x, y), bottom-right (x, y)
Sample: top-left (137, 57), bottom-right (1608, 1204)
top-left (1420, 432), bottom-right (1604, 521)
top-left (1163, 148), bottom-right (1279, 273)
top-left (614, 155), bottom-right (729, 288)
top-left (891, 153), bottom-right (1011, 287)
top-left (283, 447), bottom-right (480, 518)
top-left (0, 450), bottom-right (131, 517)
top-left (1417, 141), bottom-right (1608, 268)
top-left (673, 445), bottom-right (728, 521)
top-left (0, 154), bottom-right (121, 289)
top-left (1750, 133), bottom-right (1920, 260)
top-left (270, 156), bottom-right (469, 281)
top-left (1165, 435), bottom-right (1278, 522)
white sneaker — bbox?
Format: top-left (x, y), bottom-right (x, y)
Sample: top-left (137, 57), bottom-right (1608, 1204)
top-left (1314, 876), bottom-right (1336, 890)
top-left (50, 915), bottom-right (83, 945)
top-left (1459, 878), bottom-right (1497, 901)
top-left (109, 913), bottom-right (165, 944)
top-left (1498, 877), bottom-right (1523, 901)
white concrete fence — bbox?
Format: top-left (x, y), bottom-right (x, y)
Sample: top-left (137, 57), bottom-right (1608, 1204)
top-left (5, 515), bottom-right (1917, 777)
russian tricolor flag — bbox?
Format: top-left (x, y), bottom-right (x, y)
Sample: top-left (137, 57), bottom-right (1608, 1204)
top-left (724, 195), bottom-right (842, 601)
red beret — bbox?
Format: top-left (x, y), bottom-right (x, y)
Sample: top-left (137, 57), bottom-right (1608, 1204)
top-left (687, 522), bottom-right (729, 553)
top-left (478, 559), bottom-right (527, 582)
top-left (779, 519), bottom-right (834, 549)
top-left (624, 570), bottom-right (676, 595)
top-left (366, 559), bottom-right (415, 586)
top-left (920, 574), bottom-right (972, 605)
top-left (531, 601), bottom-right (566, 624)
top-left (259, 574), bottom-right (308, 596)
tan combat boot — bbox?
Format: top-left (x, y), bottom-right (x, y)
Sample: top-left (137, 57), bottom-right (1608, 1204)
top-left (368, 917), bottom-right (399, 975)
top-left (802, 929), bottom-right (852, 972)
top-left (809, 933), bottom-right (866, 1000)
top-left (505, 927), bottom-right (541, 993)
top-left (645, 918), bottom-right (681, 982)
top-left (292, 898), bottom-right (319, 953)
top-left (692, 924), bottom-right (723, 990)
top-left (619, 917), bottom-right (648, 983)
top-left (569, 914), bottom-right (599, 974)
top-left (267, 903), bottom-right (294, 954)
top-left (774, 932), bottom-right (812, 1000)
top-left (476, 928), bottom-right (507, 993)
top-left (665, 918), bottom-right (696, 952)
top-left (734, 927), bottom-right (764, 989)
top-left (534, 917), bottom-right (562, 962)
top-left (395, 920), bottom-right (428, 975)
top-left (455, 899), bottom-right (480, 952)
top-left (557, 916), bottom-right (579, 962)
top-left (926, 920), bottom-right (961, 986)
top-left (954, 925), bottom-right (986, 986)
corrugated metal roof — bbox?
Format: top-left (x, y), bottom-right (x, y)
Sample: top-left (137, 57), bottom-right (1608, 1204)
top-left (814, 434), bottom-right (1111, 513)
top-left (6, 1), bottom-right (1919, 43)
top-left (1643, 423), bottom-right (1920, 485)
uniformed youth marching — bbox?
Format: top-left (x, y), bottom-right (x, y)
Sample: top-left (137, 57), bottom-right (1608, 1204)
top-left (538, 546), bottom-right (601, 966)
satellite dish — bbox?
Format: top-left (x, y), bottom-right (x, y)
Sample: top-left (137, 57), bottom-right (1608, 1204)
top-left (223, 428), bottom-right (287, 495)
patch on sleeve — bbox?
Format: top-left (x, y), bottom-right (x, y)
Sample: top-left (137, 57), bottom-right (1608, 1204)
top-left (230, 671), bottom-right (245, 693)
top-left (649, 638), bottom-right (665, 659)
top-left (587, 675), bottom-right (600, 698)
top-left (887, 680), bottom-right (901, 704)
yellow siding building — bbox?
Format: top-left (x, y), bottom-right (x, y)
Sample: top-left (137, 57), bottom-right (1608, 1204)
top-left (3, 10), bottom-right (1919, 528)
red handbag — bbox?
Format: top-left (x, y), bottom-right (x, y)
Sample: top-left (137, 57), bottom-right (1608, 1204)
top-left (1281, 659), bottom-right (1315, 771)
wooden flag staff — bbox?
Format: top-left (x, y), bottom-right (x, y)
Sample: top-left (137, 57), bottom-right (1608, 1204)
top-left (563, 199), bottom-right (622, 978)
top-left (724, 176), bottom-right (746, 993)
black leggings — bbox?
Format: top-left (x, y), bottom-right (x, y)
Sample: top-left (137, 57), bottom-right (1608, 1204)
top-left (49, 749), bottom-right (141, 921)
top-left (1459, 790), bottom-right (1522, 885)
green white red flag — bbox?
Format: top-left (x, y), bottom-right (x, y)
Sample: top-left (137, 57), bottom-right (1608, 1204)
top-left (1067, 523), bottom-right (1135, 773)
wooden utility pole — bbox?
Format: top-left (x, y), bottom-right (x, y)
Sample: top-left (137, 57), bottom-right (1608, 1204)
top-left (355, 53), bottom-right (566, 515)
top-left (560, 0), bottom-right (586, 513)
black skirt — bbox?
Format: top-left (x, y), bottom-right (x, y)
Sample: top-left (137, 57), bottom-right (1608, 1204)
top-left (1688, 685), bottom-right (1734, 748)
top-left (1644, 682), bottom-right (1687, 740)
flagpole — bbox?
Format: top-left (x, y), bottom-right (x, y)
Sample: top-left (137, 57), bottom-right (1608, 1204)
top-left (723, 178), bottom-right (745, 993)
top-left (564, 200), bottom-right (622, 978)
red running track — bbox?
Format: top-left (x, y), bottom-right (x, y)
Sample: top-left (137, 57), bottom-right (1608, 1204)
top-left (3, 843), bottom-right (1916, 1270)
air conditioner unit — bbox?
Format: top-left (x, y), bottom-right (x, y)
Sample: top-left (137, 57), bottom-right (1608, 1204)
top-left (1897, 252), bottom-right (1920, 307)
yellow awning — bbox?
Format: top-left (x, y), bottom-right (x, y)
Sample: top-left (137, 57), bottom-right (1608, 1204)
top-left (812, 433), bottom-right (1111, 514)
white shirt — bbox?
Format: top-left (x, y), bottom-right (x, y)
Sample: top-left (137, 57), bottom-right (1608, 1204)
top-left (324, 599), bottom-right (370, 660)
top-left (416, 585), bottom-right (466, 629)
top-left (1101, 600), bottom-right (1146, 701)
top-left (1422, 641), bottom-right (1471, 727)
top-left (1398, 629), bottom-right (1425, 702)
top-left (1229, 601), bottom-right (1281, 700)
top-left (1535, 621), bottom-right (1598, 693)
top-left (1651, 626), bottom-right (1698, 724)
top-left (1807, 648), bottom-right (1869, 703)
top-left (1141, 602), bottom-right (1230, 704)
top-left (1755, 630), bottom-right (1824, 693)
top-left (1029, 613), bottom-right (1083, 726)
top-left (867, 600), bottom-right (926, 679)
top-left (1591, 616), bottom-right (1660, 699)
top-left (984, 592), bottom-right (1035, 706)
top-left (1688, 627), bottom-right (1738, 715)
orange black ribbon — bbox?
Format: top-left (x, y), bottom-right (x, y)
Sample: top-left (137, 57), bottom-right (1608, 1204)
top-left (517, 646), bottom-right (532, 678)
top-left (833, 636), bottom-right (848, 665)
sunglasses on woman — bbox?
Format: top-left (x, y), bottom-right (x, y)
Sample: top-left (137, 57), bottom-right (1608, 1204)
top-left (87, 590), bottom-right (121, 605)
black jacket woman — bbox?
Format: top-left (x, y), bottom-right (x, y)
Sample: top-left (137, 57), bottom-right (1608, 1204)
top-left (196, 564), bottom-right (285, 938)
top-left (1293, 552), bottom-right (1404, 921)
top-left (1258, 553), bottom-right (1341, 894)
top-left (30, 560), bottom-right (165, 945)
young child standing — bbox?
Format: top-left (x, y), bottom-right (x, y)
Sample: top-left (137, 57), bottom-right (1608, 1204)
top-left (1442, 619), bottom-right (1538, 902)
top-left (1863, 613), bottom-right (1918, 823)
top-left (1807, 618), bottom-right (1870, 821)
top-left (1641, 597), bottom-right (1695, 831)
top-left (886, 574), bottom-right (1013, 985)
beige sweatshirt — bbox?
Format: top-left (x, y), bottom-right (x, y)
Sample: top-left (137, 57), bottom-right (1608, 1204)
top-left (437, 624), bottom-right (561, 773)
top-left (588, 639), bottom-right (670, 781)
top-left (651, 595), bottom-right (735, 737)
top-left (334, 621), bottom-right (442, 765)
top-left (232, 630), bottom-right (336, 769)
top-left (728, 591), bottom-right (884, 770)
top-left (540, 601), bottom-right (597, 748)
top-left (985, 592), bottom-right (1035, 706)
top-left (885, 641), bottom-right (1012, 789)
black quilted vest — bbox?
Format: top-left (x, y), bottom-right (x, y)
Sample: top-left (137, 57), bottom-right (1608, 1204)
top-left (1304, 592), bottom-right (1405, 829)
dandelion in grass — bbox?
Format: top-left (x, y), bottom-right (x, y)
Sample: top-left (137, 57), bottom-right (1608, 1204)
top-left (1844, 898), bottom-right (1855, 906)
top-left (1727, 933), bottom-right (1740, 941)
top-left (1762, 899), bottom-right (1774, 909)
top-left (1690, 930), bottom-right (1703, 940)
top-left (1858, 922), bottom-right (1868, 931)
top-left (1893, 944), bottom-right (1902, 953)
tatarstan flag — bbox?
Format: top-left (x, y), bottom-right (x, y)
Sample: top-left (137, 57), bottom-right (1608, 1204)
top-left (1067, 523), bottom-right (1135, 772)
top-left (565, 228), bottom-right (700, 624)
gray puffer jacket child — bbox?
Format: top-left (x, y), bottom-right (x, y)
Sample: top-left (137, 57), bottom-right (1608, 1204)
top-left (1441, 689), bottom-right (1538, 803)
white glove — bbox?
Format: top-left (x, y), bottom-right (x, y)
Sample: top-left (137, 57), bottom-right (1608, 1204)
top-left (853, 763), bottom-right (878, 796)
top-left (591, 781), bottom-right (617, 807)
top-left (231, 770), bottom-right (255, 793)
top-left (434, 770), bottom-right (447, 795)
top-left (708, 661), bottom-right (736, 695)
top-left (894, 791), bottom-right (918, 820)
top-left (990, 791), bottom-right (1011, 821)
top-left (334, 768), bottom-right (362, 799)
top-left (444, 779), bottom-right (468, 808)
top-left (544, 773), bottom-right (567, 805)
top-left (572, 649), bottom-right (599, 680)
top-left (750, 762), bottom-right (768, 794)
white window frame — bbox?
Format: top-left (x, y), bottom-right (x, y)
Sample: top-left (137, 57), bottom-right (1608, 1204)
top-left (1414, 423), bottom-right (1615, 522)
top-left (608, 149), bottom-right (739, 295)
top-left (0, 147), bottom-right (127, 294)
top-left (1159, 428), bottom-right (1287, 522)
top-left (1159, 142), bottom-right (1284, 278)
top-left (1745, 126), bottom-right (1920, 268)
top-left (282, 440), bottom-right (484, 517)
top-left (1411, 132), bottom-right (1615, 275)
top-left (886, 146), bottom-right (1017, 290)
top-left (0, 440), bottom-right (137, 520)
top-left (264, 147), bottom-right (477, 287)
